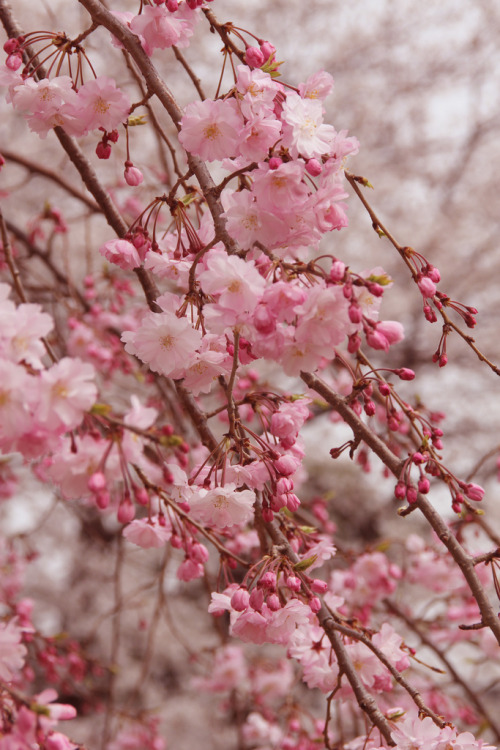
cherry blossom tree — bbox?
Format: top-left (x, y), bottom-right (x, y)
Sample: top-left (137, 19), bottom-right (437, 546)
top-left (0, 2), bottom-right (499, 750)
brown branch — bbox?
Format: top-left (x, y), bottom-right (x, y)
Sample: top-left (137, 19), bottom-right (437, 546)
top-left (1, 149), bottom-right (100, 212)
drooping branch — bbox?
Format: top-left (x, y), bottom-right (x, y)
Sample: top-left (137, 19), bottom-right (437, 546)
top-left (300, 369), bottom-right (500, 647)
top-left (77, 0), bottom-right (239, 254)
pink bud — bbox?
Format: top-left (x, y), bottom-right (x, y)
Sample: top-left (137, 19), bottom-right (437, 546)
top-left (396, 368), bottom-right (415, 380)
top-left (310, 578), bottom-right (328, 594)
top-left (464, 483), bottom-right (484, 502)
top-left (88, 471), bottom-right (107, 492)
top-left (166, 0), bottom-right (179, 9)
top-left (96, 141), bottom-right (112, 159)
top-left (276, 477), bottom-right (293, 494)
top-left (394, 482), bottom-right (406, 500)
top-left (284, 493), bottom-right (301, 512)
top-left (426, 265), bottom-right (441, 283)
top-left (117, 498), bottom-right (135, 524)
top-left (330, 260), bottom-right (346, 282)
top-left (262, 507), bottom-right (274, 522)
top-left (245, 46), bottom-right (265, 68)
top-left (259, 571), bottom-right (277, 589)
top-left (249, 587), bottom-right (264, 611)
top-left (3, 38), bottom-right (19, 54)
top-left (274, 454), bottom-right (299, 476)
top-left (268, 156), bottom-right (283, 170)
top-left (305, 158), bottom-right (323, 176)
top-left (191, 542), bottom-right (209, 563)
top-left (347, 333), bottom-right (361, 353)
top-left (253, 304), bottom-right (276, 334)
top-left (439, 354), bottom-right (448, 367)
top-left (379, 382), bottom-right (391, 396)
top-left (412, 452), bottom-right (426, 464)
top-left (406, 486), bottom-right (418, 504)
top-left (231, 588), bottom-right (250, 612)
top-left (348, 303), bottom-right (362, 324)
top-left (124, 162), bottom-right (144, 186)
top-left (364, 400), bottom-right (376, 417)
top-left (96, 491), bottom-right (110, 510)
top-left (259, 40), bottom-right (276, 61)
top-left (266, 593), bottom-right (281, 611)
top-left (418, 477), bottom-right (430, 494)
top-left (286, 576), bottom-right (301, 592)
top-left (135, 488), bottom-right (149, 506)
top-left (309, 596), bottom-right (321, 613)
top-left (418, 276), bottom-right (437, 298)
top-left (6, 53), bottom-right (22, 70)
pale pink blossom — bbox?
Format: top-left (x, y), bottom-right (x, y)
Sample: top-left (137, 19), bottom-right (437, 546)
top-left (179, 98), bottom-right (244, 162)
top-left (198, 247), bottom-right (265, 315)
top-left (0, 360), bottom-right (36, 450)
top-left (222, 189), bottom-right (288, 249)
top-left (189, 484), bottom-right (256, 529)
top-left (123, 516), bottom-right (172, 548)
top-left (130, 6), bottom-right (183, 53)
top-left (74, 77), bottom-right (130, 133)
top-left (121, 309), bottom-right (202, 378)
top-left (0, 618), bottom-right (26, 680)
top-left (298, 70), bottom-right (335, 101)
top-left (37, 357), bottom-right (97, 431)
top-left (0, 301), bottom-right (52, 369)
top-left (281, 92), bottom-right (335, 158)
top-left (99, 238), bottom-right (141, 270)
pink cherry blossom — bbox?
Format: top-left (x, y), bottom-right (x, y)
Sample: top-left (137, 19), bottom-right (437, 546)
top-left (121, 309), bottom-right (202, 378)
top-left (179, 98), bottom-right (244, 162)
top-left (123, 516), bottom-right (172, 548)
top-left (0, 618), bottom-right (27, 681)
top-left (74, 76), bottom-right (130, 133)
top-left (99, 238), bottom-right (141, 270)
top-left (281, 92), bottom-right (335, 158)
top-left (188, 483), bottom-right (256, 529)
top-left (37, 357), bottom-right (97, 431)
top-left (130, 6), bottom-right (183, 53)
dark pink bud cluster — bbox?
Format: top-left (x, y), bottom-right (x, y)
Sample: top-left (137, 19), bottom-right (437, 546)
top-left (3, 35), bottom-right (24, 70)
top-left (435, 292), bottom-right (477, 329)
top-left (96, 128), bottom-right (119, 160)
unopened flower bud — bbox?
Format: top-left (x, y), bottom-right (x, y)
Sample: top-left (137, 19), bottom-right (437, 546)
top-left (310, 578), bottom-right (328, 594)
top-left (305, 158), bottom-right (322, 176)
top-left (245, 46), bottom-right (265, 68)
top-left (88, 471), bottom-right (107, 493)
top-left (406, 486), bottom-right (418, 504)
top-left (124, 161), bottom-right (144, 186)
top-left (249, 587), bottom-right (264, 611)
top-left (330, 260), bottom-right (346, 282)
top-left (259, 571), bottom-right (277, 589)
top-left (309, 596), bottom-right (321, 613)
top-left (231, 588), bottom-right (250, 612)
top-left (286, 575), bottom-right (301, 592)
top-left (464, 482), bottom-right (484, 502)
top-left (394, 482), bottom-right (406, 500)
top-left (266, 593), bottom-right (281, 611)
top-left (96, 141), bottom-right (112, 159)
top-left (418, 477), bottom-right (430, 494)
top-left (418, 276), bottom-right (437, 298)
top-left (117, 497), bottom-right (135, 524)
top-left (259, 40), bottom-right (276, 61)
top-left (395, 368), bottom-right (415, 380)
